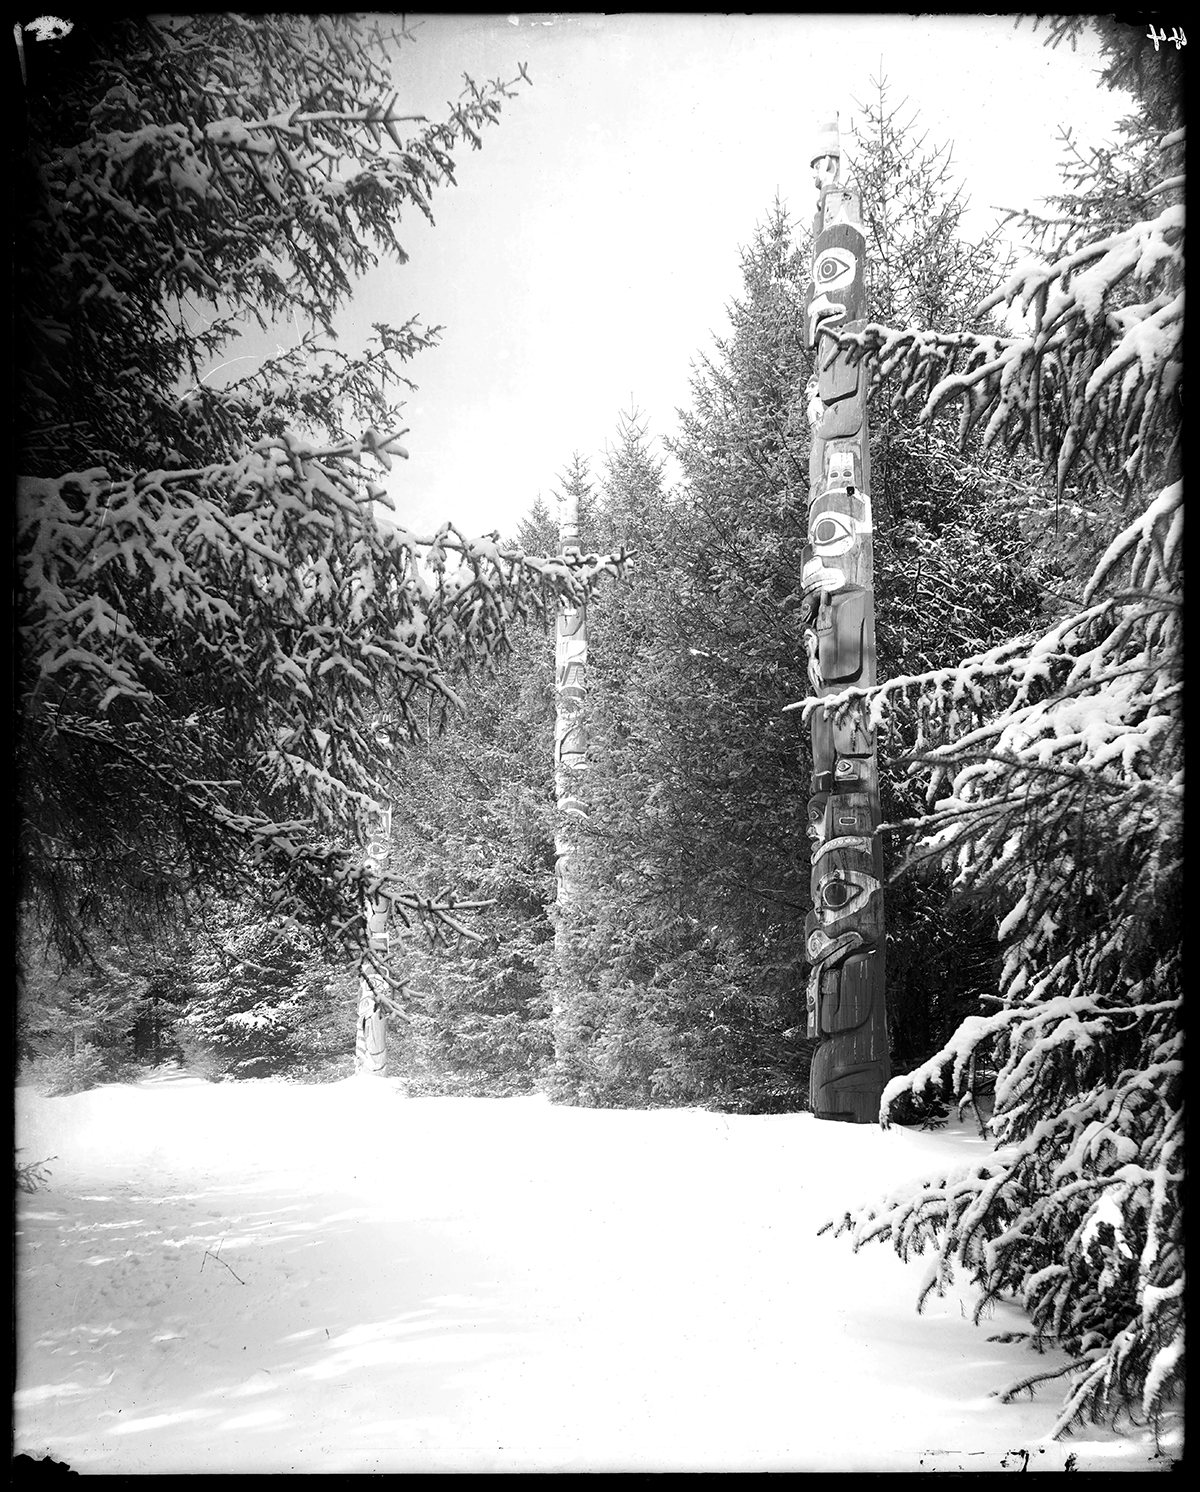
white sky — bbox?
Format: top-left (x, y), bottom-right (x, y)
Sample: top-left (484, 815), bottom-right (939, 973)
top-left (275, 14), bottom-right (1132, 541)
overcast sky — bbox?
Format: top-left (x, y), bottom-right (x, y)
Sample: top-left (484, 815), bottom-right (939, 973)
top-left (267, 14), bottom-right (1133, 543)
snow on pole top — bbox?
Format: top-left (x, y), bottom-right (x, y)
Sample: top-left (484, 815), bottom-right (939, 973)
top-left (556, 487), bottom-right (580, 552)
top-left (811, 115), bottom-right (841, 195)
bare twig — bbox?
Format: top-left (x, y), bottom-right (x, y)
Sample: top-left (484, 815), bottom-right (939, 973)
top-left (16, 1153), bottom-right (58, 1193)
top-left (201, 1236), bottom-right (246, 1284)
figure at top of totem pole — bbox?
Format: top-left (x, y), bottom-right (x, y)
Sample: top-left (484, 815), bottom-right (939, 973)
top-left (811, 115), bottom-right (840, 191)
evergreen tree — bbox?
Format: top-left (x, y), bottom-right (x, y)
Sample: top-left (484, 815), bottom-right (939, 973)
top-left (17, 929), bottom-right (192, 1092)
top-left (515, 494), bottom-right (559, 553)
top-left (546, 453), bottom-right (601, 552)
top-left (383, 614), bottom-right (559, 1095)
top-left (180, 910), bottom-right (356, 1079)
top-left (16, 16), bottom-right (620, 988)
top-left (824, 20), bottom-right (1183, 1437)
top-left (551, 219), bottom-right (821, 1110)
top-left (845, 75), bottom-right (1011, 335)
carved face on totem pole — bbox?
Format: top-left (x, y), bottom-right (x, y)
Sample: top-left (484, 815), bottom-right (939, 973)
top-left (801, 208), bottom-right (873, 634)
top-left (801, 485), bottom-right (873, 597)
top-left (555, 602), bottom-right (588, 773)
top-left (809, 841), bottom-right (882, 930)
top-left (806, 946), bottom-right (885, 1052)
top-left (362, 804), bottom-right (393, 957)
top-left (815, 589), bottom-right (874, 687)
top-left (807, 214), bottom-right (869, 484)
top-left (556, 607), bottom-right (587, 694)
top-left (363, 804), bottom-right (393, 871)
top-left (805, 222), bottom-right (866, 349)
top-left (811, 701), bottom-right (872, 768)
top-left (808, 707), bottom-right (877, 817)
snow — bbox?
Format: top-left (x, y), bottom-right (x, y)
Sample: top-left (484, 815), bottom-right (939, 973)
top-left (14, 1074), bottom-right (1174, 1474)
top-left (1081, 1192), bottom-right (1135, 1261)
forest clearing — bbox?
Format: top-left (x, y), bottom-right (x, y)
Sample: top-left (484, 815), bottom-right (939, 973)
top-left (14, 1073), bottom-right (1174, 1473)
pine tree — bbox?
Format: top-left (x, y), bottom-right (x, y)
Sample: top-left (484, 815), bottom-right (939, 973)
top-left (17, 929), bottom-right (192, 1091)
top-left (845, 75), bottom-right (1012, 336)
top-left (552, 240), bottom-right (821, 1109)
top-left (548, 414), bottom-right (715, 1102)
top-left (181, 910), bottom-right (356, 1079)
top-left (383, 614), bottom-right (560, 1095)
top-left (17, 15), bottom-right (621, 988)
top-left (823, 19), bottom-right (1183, 1437)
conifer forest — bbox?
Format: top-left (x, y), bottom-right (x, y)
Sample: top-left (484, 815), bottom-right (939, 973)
top-left (16, 15), bottom-right (1182, 1460)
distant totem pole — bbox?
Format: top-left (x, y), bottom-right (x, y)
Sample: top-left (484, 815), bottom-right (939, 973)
top-left (553, 488), bottom-right (588, 994)
top-left (800, 116), bottom-right (890, 1123)
top-left (355, 801), bottom-right (393, 1076)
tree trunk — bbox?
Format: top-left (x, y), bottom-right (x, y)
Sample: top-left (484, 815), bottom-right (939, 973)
top-left (801, 115), bottom-right (891, 1123)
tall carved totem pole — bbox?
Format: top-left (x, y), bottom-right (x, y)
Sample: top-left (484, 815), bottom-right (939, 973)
top-left (355, 802), bottom-right (393, 1076)
top-left (553, 487), bottom-right (588, 1040)
top-left (800, 116), bottom-right (890, 1122)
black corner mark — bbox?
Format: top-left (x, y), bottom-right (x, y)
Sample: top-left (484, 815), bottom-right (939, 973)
top-left (12, 1453), bottom-right (81, 1480)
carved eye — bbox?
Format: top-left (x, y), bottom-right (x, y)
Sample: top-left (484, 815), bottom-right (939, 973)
top-left (813, 246), bottom-right (857, 294)
top-left (810, 509), bottom-right (857, 557)
top-left (816, 870), bottom-right (879, 921)
top-left (821, 881), bottom-right (854, 909)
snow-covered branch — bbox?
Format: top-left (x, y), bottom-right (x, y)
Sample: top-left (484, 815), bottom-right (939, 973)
top-left (832, 198), bottom-right (1182, 497)
top-left (18, 432), bottom-right (624, 960)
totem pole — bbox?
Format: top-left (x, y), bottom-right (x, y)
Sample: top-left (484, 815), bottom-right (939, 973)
top-left (552, 488), bottom-right (588, 1048)
top-left (800, 115), bottom-right (890, 1123)
top-left (355, 801), bottom-right (393, 1076)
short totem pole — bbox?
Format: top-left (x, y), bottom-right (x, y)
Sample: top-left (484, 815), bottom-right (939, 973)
top-left (800, 116), bottom-right (890, 1123)
top-left (355, 801), bottom-right (393, 1076)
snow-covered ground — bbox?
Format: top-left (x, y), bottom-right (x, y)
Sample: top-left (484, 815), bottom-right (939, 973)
top-left (14, 1071), bottom-right (1175, 1474)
